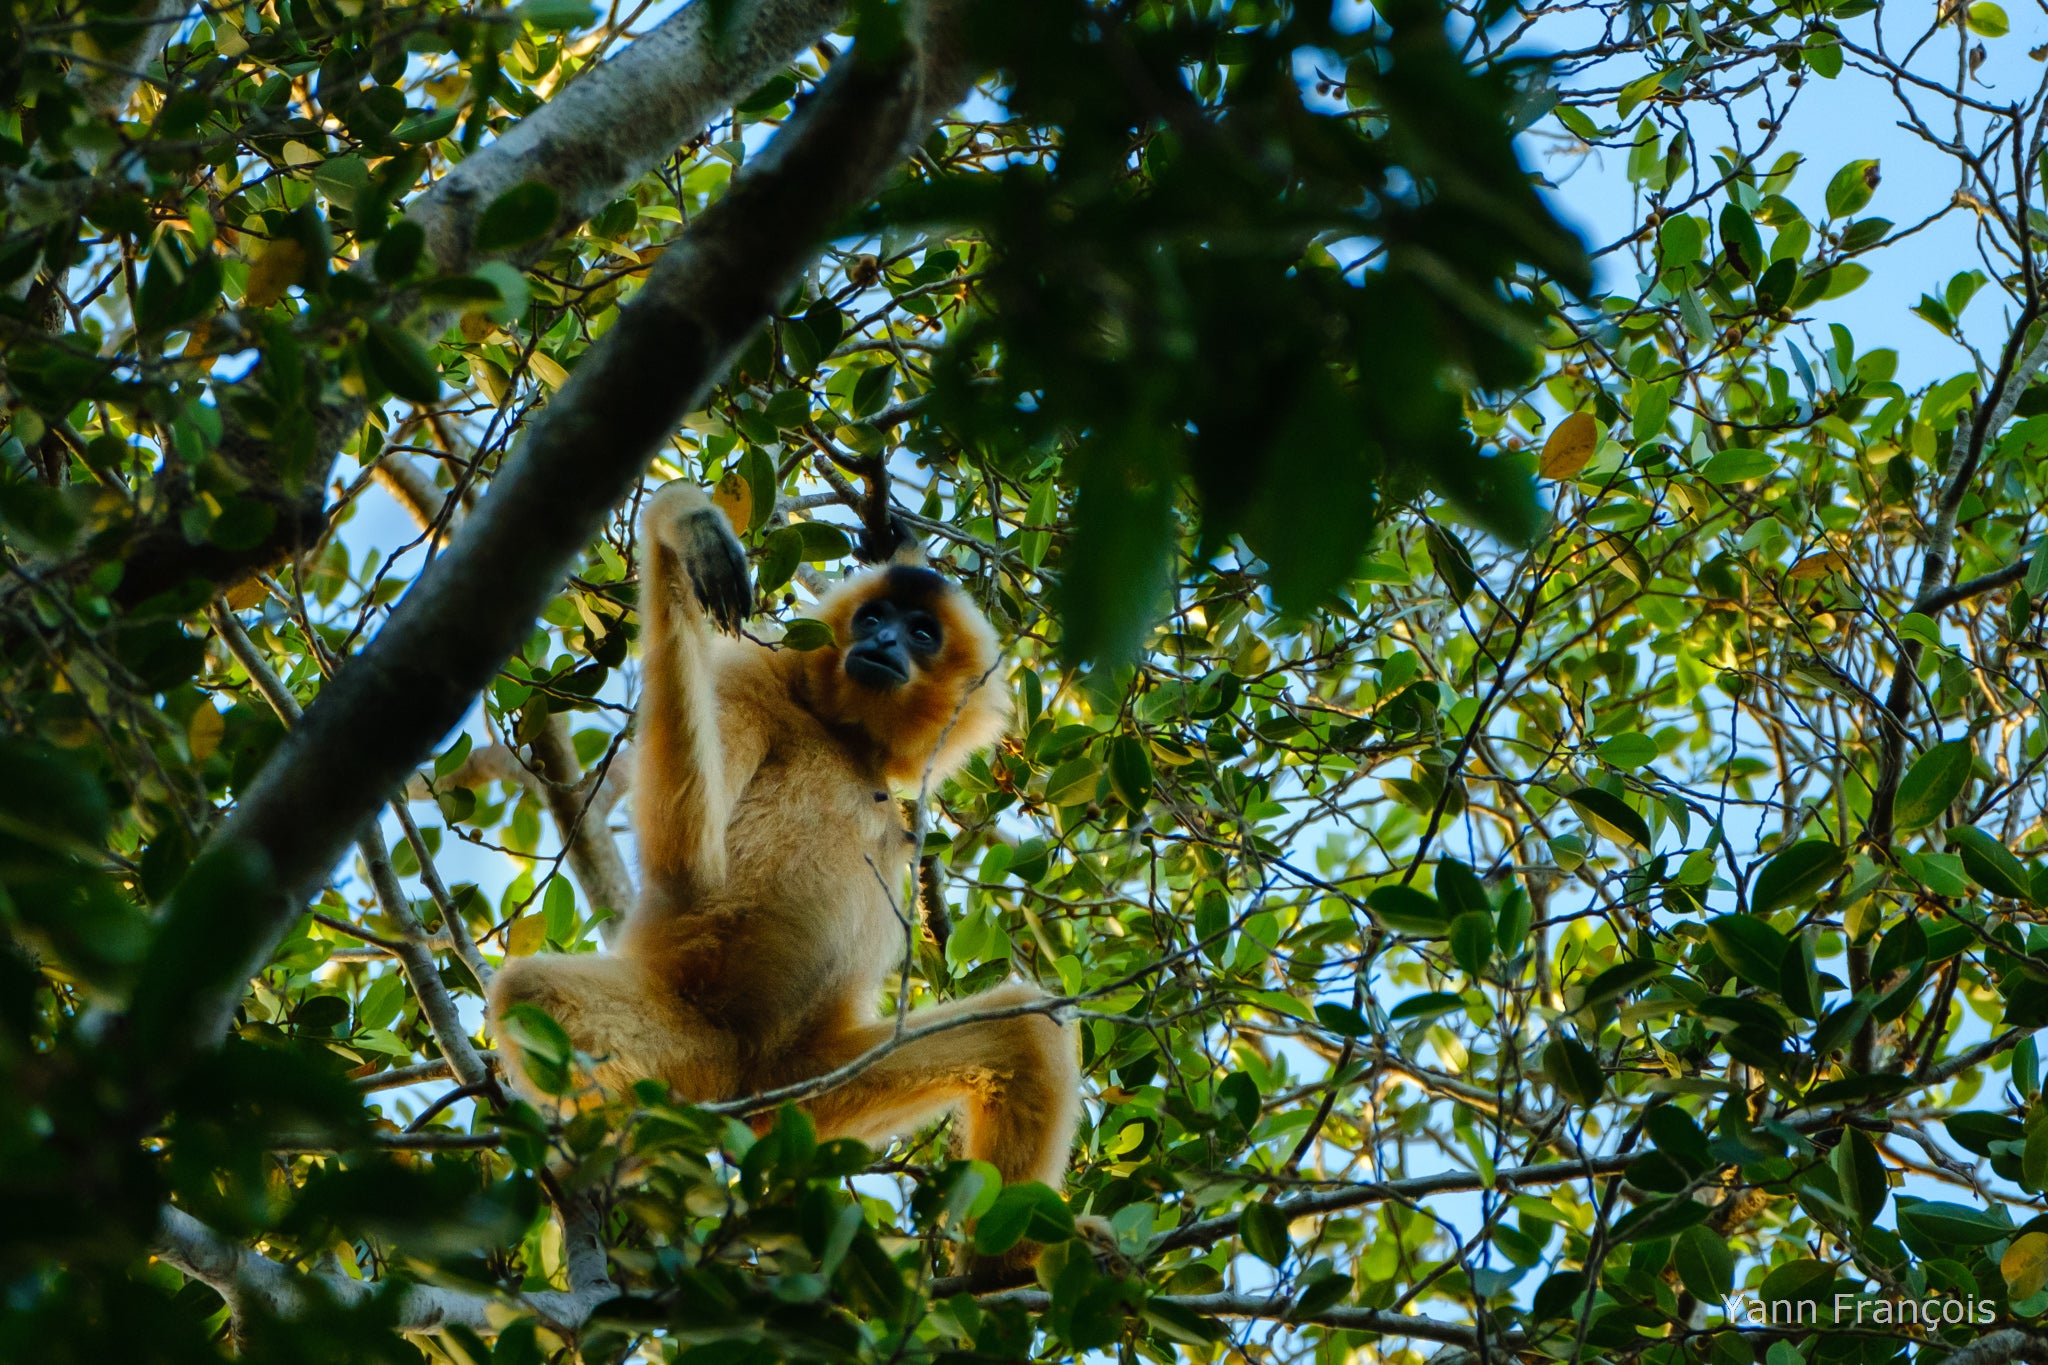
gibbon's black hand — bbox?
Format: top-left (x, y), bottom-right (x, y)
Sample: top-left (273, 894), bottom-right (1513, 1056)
top-left (855, 509), bottom-right (919, 565)
top-left (678, 508), bottom-right (751, 634)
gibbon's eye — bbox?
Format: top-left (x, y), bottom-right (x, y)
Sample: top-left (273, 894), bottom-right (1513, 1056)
top-left (906, 614), bottom-right (940, 652)
top-left (853, 605), bottom-right (883, 632)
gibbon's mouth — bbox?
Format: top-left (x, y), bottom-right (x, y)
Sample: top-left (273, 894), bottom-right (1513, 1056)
top-left (845, 648), bottom-right (910, 690)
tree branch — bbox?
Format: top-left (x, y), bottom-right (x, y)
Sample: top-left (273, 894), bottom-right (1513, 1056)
top-left (975, 1288), bottom-right (1512, 1348)
top-left (209, 603), bottom-right (493, 1091)
top-left (406, 0), bottom-right (848, 277)
top-left (152, 1205), bottom-right (605, 1332)
top-left (529, 716), bottom-right (636, 939)
top-left (1920, 557), bottom-right (2029, 614)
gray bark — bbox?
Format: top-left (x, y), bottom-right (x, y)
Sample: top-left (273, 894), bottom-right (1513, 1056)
top-left (153, 1205), bottom-right (604, 1332)
top-left (410, 0), bottom-right (848, 276)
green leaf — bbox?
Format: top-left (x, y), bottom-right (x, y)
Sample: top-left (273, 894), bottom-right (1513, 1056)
top-left (1968, 1), bottom-right (2009, 35)
top-left (1609, 1196), bottom-right (1709, 1242)
top-left (757, 526), bottom-right (804, 593)
top-left (1240, 1201), bottom-right (1291, 1267)
top-left (1658, 214), bottom-right (1703, 266)
top-left (1947, 1111), bottom-right (2025, 1157)
top-left (1425, 523), bottom-right (1477, 604)
top-left (1106, 735), bottom-right (1154, 812)
top-left (782, 618), bottom-right (834, 651)
top-left (1580, 957), bottom-right (1667, 1010)
top-left (1895, 741), bottom-right (1972, 831)
top-left (1751, 839), bottom-right (1843, 913)
top-left (1776, 931), bottom-right (1821, 1021)
top-left (1020, 480), bottom-right (1056, 569)
top-left (472, 182), bottom-right (562, 253)
top-left (393, 108), bottom-right (460, 144)
top-left (1564, 786), bottom-right (1653, 850)
top-left (361, 321), bottom-right (443, 403)
top-left (1043, 756), bottom-right (1102, 808)
top-left (1950, 824), bottom-right (2035, 901)
top-left (1839, 217), bottom-right (1892, 251)
top-left (433, 732), bottom-right (473, 780)
top-left (372, 221), bottom-right (425, 282)
top-left (1897, 611), bottom-right (1944, 649)
top-left (1435, 858), bottom-right (1491, 916)
top-left (1832, 1128), bottom-right (1888, 1227)
top-left (1674, 1224), bottom-right (1734, 1299)
top-left (136, 240), bottom-right (223, 334)
top-left (1719, 202), bottom-right (1765, 279)
top-left (1824, 160), bottom-right (1881, 219)
top-left (1758, 1258), bottom-right (1836, 1308)
top-left (1895, 1199), bottom-right (2012, 1246)
top-left (1367, 885), bottom-right (1451, 937)
top-left (1597, 733), bottom-right (1658, 770)
top-left (1700, 447), bottom-right (1774, 484)
top-left (973, 1182), bottom-right (1073, 1255)
top-left (1495, 886), bottom-right (1532, 955)
top-left (1543, 1036), bottom-right (1604, 1106)
top-left (518, 0), bottom-right (597, 30)
top-left (500, 1002), bottom-right (575, 1094)
top-left (791, 521), bottom-right (852, 562)
top-left (1389, 991), bottom-right (1465, 1023)
top-left (1449, 910), bottom-right (1494, 979)
top-left (1707, 914), bottom-right (1794, 991)
top-left (1314, 1002), bottom-right (1371, 1036)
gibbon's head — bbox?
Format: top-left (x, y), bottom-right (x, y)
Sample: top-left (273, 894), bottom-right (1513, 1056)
top-left (803, 564), bottom-right (1009, 788)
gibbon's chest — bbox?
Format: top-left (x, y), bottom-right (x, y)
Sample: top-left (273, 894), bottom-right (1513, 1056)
top-left (732, 733), bottom-right (914, 889)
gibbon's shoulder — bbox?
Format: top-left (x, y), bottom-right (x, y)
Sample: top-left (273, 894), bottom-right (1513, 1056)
top-left (706, 630), bottom-right (780, 691)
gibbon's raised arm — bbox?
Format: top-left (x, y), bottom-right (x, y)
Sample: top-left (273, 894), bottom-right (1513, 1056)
top-left (632, 483), bottom-right (756, 895)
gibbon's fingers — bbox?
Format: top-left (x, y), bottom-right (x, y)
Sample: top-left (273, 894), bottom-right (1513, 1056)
top-left (644, 481), bottom-right (750, 633)
top-left (680, 509), bottom-right (750, 633)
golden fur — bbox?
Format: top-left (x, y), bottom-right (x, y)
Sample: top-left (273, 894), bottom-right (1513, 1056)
top-left (489, 482), bottom-right (1080, 1264)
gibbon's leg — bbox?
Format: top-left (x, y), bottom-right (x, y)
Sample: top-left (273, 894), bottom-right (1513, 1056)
top-left (491, 953), bottom-right (738, 1108)
top-left (803, 982), bottom-right (1081, 1264)
top-left (635, 481), bottom-right (750, 894)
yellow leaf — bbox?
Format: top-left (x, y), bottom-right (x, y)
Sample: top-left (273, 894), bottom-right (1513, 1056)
top-left (243, 239), bottom-right (306, 308)
top-left (187, 704), bottom-right (225, 761)
top-left (283, 141), bottom-right (320, 167)
top-left (1787, 551), bottom-right (1848, 580)
top-left (224, 579), bottom-right (267, 611)
top-left (712, 471), bottom-right (753, 530)
top-left (507, 914), bottom-right (546, 957)
top-left (1540, 412), bottom-right (1599, 479)
top-left (473, 358), bottom-right (512, 407)
top-left (2004, 1232), bottom-right (2048, 1300)
top-left (527, 351), bottom-right (569, 389)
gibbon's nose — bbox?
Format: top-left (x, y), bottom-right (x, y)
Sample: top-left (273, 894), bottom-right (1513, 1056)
top-left (871, 623), bottom-right (901, 648)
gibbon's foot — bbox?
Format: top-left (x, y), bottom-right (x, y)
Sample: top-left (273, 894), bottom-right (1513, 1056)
top-left (647, 482), bottom-right (750, 632)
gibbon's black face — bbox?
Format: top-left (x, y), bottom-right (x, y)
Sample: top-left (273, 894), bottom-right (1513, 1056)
top-left (844, 567), bottom-right (947, 690)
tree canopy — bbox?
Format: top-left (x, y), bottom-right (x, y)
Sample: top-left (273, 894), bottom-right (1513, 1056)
top-left (12, 0), bottom-right (2048, 1362)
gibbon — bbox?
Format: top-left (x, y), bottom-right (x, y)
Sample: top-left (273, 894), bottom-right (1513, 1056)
top-left (489, 481), bottom-right (1082, 1268)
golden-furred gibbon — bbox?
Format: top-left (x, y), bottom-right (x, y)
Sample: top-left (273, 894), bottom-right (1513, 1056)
top-left (489, 481), bottom-right (1082, 1268)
